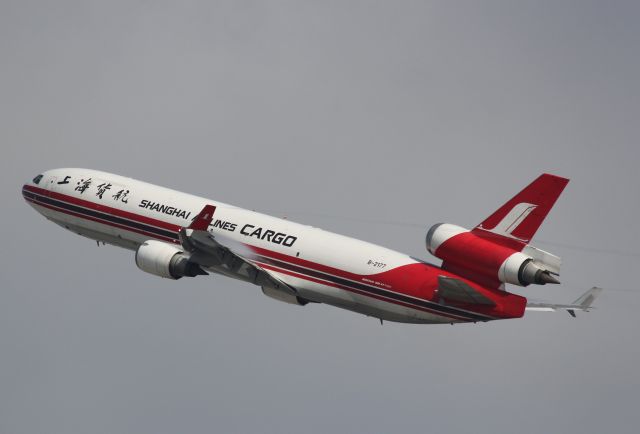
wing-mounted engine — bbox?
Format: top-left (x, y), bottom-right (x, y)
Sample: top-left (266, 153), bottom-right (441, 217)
top-left (426, 223), bottom-right (561, 288)
top-left (135, 240), bottom-right (207, 279)
top-left (169, 204), bottom-right (306, 306)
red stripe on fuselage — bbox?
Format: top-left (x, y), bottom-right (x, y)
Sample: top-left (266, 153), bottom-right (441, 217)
top-left (249, 245), bottom-right (486, 313)
top-left (250, 244), bottom-right (437, 301)
top-left (24, 197), bottom-right (178, 244)
top-left (23, 185), bottom-right (181, 233)
top-left (23, 184), bottom-right (521, 320)
top-left (256, 262), bottom-right (472, 321)
top-left (27, 189), bottom-right (481, 320)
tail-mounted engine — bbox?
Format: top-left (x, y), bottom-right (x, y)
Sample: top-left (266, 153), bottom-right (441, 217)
top-left (135, 240), bottom-right (207, 279)
top-left (426, 223), bottom-right (561, 287)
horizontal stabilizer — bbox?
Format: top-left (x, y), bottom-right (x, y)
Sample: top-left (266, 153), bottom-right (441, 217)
top-left (574, 287), bottom-right (602, 309)
top-left (438, 276), bottom-right (496, 306)
top-left (526, 287), bottom-right (602, 317)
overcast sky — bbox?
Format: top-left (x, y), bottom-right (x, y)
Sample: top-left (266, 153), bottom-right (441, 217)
top-left (1, 1), bottom-right (639, 433)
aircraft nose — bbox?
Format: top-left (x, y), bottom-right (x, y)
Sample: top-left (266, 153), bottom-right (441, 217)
top-left (23, 173), bottom-right (45, 201)
top-left (22, 183), bottom-right (33, 202)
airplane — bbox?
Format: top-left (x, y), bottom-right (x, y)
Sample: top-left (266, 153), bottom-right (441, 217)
top-left (21, 168), bottom-right (600, 325)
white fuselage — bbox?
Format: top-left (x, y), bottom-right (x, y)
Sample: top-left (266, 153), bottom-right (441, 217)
top-left (23, 168), bottom-right (496, 324)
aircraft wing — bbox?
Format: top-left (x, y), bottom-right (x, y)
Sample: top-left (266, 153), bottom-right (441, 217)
top-left (178, 206), bottom-right (297, 296)
top-left (437, 276), bottom-right (496, 306)
top-left (526, 287), bottom-right (602, 317)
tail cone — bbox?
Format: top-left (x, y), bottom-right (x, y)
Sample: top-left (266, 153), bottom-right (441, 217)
top-left (539, 271), bottom-right (560, 285)
top-left (520, 260), bottom-right (561, 285)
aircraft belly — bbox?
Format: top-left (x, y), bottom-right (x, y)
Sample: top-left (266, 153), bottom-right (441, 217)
top-left (270, 272), bottom-right (460, 324)
top-left (30, 202), bottom-right (146, 250)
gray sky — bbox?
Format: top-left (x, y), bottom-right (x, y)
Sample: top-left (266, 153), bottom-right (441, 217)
top-left (1, 1), bottom-right (639, 433)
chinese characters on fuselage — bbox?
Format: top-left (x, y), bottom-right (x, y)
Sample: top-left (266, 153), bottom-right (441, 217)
top-left (62, 174), bottom-right (299, 248)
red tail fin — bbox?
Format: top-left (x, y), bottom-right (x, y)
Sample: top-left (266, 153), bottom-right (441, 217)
top-left (189, 205), bottom-right (216, 231)
top-left (472, 174), bottom-right (569, 244)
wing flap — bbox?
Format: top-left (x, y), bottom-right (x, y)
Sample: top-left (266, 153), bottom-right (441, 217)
top-left (179, 205), bottom-right (297, 296)
top-left (180, 227), bottom-right (297, 295)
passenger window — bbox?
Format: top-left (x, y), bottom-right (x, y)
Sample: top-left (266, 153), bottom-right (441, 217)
top-left (33, 174), bottom-right (43, 185)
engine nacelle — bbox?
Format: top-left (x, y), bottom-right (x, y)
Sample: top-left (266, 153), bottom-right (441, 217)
top-left (426, 223), bottom-right (468, 255)
top-left (498, 252), bottom-right (560, 286)
top-left (262, 286), bottom-right (308, 306)
top-left (135, 240), bottom-right (207, 279)
top-left (426, 223), bottom-right (560, 287)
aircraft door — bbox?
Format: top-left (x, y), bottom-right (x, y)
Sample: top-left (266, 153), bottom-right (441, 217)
top-left (44, 175), bottom-right (58, 195)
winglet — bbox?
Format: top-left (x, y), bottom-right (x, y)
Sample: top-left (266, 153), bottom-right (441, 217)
top-left (189, 205), bottom-right (216, 231)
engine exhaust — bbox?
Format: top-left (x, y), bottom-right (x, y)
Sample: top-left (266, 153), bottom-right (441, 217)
top-left (519, 260), bottom-right (560, 285)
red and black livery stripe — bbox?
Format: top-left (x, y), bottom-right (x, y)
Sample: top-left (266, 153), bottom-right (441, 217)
top-left (22, 185), bottom-right (495, 322)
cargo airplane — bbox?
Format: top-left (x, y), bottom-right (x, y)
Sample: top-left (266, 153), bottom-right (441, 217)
top-left (22, 169), bottom-right (600, 324)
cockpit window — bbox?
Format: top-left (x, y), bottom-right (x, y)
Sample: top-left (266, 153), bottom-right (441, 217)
top-left (33, 174), bottom-right (43, 185)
